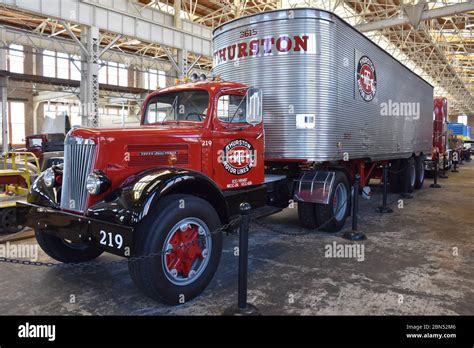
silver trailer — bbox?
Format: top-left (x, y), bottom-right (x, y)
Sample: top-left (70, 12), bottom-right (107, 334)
top-left (213, 8), bottom-right (433, 162)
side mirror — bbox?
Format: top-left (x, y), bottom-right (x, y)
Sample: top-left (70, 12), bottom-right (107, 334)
top-left (246, 88), bottom-right (263, 126)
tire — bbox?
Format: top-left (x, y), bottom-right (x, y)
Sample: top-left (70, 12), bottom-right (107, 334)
top-left (35, 229), bottom-right (104, 263)
top-left (128, 194), bottom-right (222, 305)
top-left (315, 171), bottom-right (350, 233)
top-left (414, 156), bottom-right (425, 190)
top-left (0, 208), bottom-right (24, 234)
top-left (297, 202), bottom-right (318, 229)
top-left (389, 159), bottom-right (401, 193)
top-left (399, 158), bottom-right (416, 193)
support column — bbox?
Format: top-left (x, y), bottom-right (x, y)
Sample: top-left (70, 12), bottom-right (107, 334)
top-left (174, 0), bottom-right (185, 79)
top-left (80, 26), bottom-right (100, 127)
top-left (0, 26), bottom-right (9, 152)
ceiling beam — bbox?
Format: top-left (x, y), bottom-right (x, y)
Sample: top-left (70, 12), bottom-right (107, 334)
top-left (356, 2), bottom-right (474, 32)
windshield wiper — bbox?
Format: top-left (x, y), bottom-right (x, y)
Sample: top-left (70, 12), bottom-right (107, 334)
top-left (227, 91), bottom-right (247, 124)
top-left (161, 95), bottom-right (179, 124)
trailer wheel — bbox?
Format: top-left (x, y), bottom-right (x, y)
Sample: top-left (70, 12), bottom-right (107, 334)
top-left (414, 156), bottom-right (425, 190)
top-left (400, 158), bottom-right (416, 193)
top-left (297, 202), bottom-right (318, 229)
top-left (35, 229), bottom-right (103, 263)
top-left (315, 172), bottom-right (350, 233)
top-left (129, 194), bottom-right (222, 305)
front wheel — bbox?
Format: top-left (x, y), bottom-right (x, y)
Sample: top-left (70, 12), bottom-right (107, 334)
top-left (129, 194), bottom-right (222, 305)
top-left (35, 229), bottom-right (103, 263)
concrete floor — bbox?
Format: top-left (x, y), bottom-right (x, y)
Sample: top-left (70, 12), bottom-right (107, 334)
top-left (1, 161), bottom-right (473, 315)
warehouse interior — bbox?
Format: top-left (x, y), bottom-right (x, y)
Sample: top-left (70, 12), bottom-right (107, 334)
top-left (0, 0), bottom-right (473, 316)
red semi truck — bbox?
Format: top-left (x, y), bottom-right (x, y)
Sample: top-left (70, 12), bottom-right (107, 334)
top-left (20, 9), bottom-right (433, 304)
top-left (425, 97), bottom-right (452, 173)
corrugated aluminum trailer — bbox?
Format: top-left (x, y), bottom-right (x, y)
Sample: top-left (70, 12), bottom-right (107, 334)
top-left (212, 8), bottom-right (433, 162)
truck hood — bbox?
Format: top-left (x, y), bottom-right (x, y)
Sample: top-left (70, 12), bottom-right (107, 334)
top-left (69, 124), bottom-right (205, 144)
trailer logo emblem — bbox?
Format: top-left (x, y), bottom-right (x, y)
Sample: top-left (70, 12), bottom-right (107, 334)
top-left (357, 56), bottom-right (377, 102)
top-left (219, 139), bottom-right (255, 175)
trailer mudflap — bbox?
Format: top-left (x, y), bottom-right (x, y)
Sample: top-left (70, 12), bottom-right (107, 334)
top-left (293, 171), bottom-right (336, 204)
top-left (17, 202), bottom-right (133, 258)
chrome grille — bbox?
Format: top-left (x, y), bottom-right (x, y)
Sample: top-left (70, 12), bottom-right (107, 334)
top-left (60, 135), bottom-right (96, 213)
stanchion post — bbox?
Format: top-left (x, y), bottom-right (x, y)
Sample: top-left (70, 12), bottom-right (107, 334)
top-left (343, 174), bottom-right (366, 241)
top-left (376, 165), bottom-right (393, 213)
top-left (352, 174), bottom-right (360, 231)
top-left (223, 202), bottom-right (260, 316)
top-left (430, 160), bottom-right (441, 188)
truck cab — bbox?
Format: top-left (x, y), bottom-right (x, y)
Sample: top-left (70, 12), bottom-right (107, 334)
top-left (20, 78), bottom-right (268, 305)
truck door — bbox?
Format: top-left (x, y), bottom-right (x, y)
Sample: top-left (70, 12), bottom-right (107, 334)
top-left (211, 90), bottom-right (264, 190)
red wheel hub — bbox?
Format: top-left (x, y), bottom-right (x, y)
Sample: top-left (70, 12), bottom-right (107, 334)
top-left (165, 224), bottom-right (204, 277)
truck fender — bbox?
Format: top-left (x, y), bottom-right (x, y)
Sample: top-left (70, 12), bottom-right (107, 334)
top-left (87, 168), bottom-right (229, 227)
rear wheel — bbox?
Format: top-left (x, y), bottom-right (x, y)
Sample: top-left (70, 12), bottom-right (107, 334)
top-left (297, 202), bottom-right (318, 229)
top-left (414, 156), bottom-right (425, 190)
top-left (129, 194), bottom-right (222, 305)
top-left (35, 229), bottom-right (103, 263)
top-left (315, 172), bottom-right (350, 233)
top-left (400, 158), bottom-right (416, 193)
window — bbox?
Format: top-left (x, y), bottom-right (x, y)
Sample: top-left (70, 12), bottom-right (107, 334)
top-left (9, 102), bottom-right (25, 145)
top-left (43, 50), bottom-right (56, 78)
top-left (56, 52), bottom-right (69, 79)
top-left (97, 61), bottom-right (128, 86)
top-left (217, 94), bottom-right (246, 123)
top-left (118, 63), bottom-right (128, 87)
top-left (8, 44), bottom-right (24, 73)
top-left (144, 69), bottom-right (166, 90)
top-left (70, 55), bottom-right (81, 81)
top-left (458, 115), bottom-right (467, 125)
top-left (108, 61), bottom-right (118, 85)
top-left (144, 90), bottom-right (209, 124)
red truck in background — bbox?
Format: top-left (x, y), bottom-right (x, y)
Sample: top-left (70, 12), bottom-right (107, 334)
top-left (425, 97), bottom-right (452, 173)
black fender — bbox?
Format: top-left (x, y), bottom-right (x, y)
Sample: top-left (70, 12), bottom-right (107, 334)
top-left (87, 168), bottom-right (229, 227)
top-left (27, 171), bottom-right (60, 209)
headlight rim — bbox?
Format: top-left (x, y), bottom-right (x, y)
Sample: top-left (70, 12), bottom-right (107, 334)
top-left (43, 168), bottom-right (55, 188)
top-left (86, 171), bottom-right (110, 196)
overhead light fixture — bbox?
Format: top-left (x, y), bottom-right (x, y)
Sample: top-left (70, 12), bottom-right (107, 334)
top-left (466, 24), bottom-right (474, 29)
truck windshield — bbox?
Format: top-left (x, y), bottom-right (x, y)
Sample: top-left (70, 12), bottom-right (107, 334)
top-left (144, 90), bottom-right (209, 124)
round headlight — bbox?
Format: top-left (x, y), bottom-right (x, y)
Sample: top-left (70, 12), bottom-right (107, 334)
top-left (86, 173), bottom-right (101, 195)
top-left (86, 171), bottom-right (110, 196)
top-left (43, 168), bottom-right (55, 188)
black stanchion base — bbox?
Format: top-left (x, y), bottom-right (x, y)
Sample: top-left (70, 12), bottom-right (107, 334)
top-left (223, 303), bottom-right (261, 316)
top-left (342, 231), bottom-right (366, 241)
top-left (399, 193), bottom-right (413, 199)
top-left (430, 183), bottom-right (441, 188)
top-left (376, 206), bottom-right (393, 213)
top-left (451, 169), bottom-right (459, 173)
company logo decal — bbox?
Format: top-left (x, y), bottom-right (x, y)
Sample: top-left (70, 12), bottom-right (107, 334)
top-left (356, 55), bottom-right (377, 102)
top-left (218, 139), bottom-right (256, 175)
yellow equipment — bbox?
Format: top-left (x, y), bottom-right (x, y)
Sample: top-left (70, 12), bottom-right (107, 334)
top-left (0, 152), bottom-right (40, 234)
